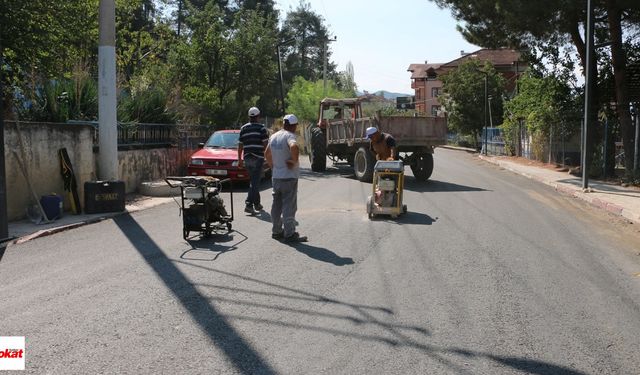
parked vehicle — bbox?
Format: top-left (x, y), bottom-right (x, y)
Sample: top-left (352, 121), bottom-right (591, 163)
top-left (187, 130), bottom-right (270, 182)
top-left (308, 98), bottom-right (447, 182)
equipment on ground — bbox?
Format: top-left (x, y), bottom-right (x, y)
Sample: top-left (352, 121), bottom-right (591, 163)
top-left (367, 160), bottom-right (407, 219)
top-left (165, 176), bottom-right (234, 240)
top-left (308, 97), bottom-right (447, 182)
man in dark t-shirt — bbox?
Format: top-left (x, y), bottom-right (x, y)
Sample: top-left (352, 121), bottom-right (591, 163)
top-left (365, 126), bottom-right (397, 161)
top-left (238, 107), bottom-right (268, 214)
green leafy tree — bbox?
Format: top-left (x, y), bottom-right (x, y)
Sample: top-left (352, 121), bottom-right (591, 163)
top-left (440, 59), bottom-right (505, 146)
top-left (285, 76), bottom-right (346, 124)
top-left (431, 0), bottom-right (640, 175)
top-left (280, 1), bottom-right (336, 86)
top-left (502, 72), bottom-right (581, 160)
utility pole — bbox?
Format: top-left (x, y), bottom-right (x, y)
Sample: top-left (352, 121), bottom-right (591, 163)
top-left (582, 0), bottom-right (595, 190)
top-left (277, 38), bottom-right (295, 116)
top-left (0, 34), bottom-right (9, 241)
top-left (322, 36), bottom-right (337, 96)
top-left (99, 0), bottom-right (119, 181)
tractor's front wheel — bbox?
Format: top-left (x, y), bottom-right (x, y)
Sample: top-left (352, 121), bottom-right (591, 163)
top-left (354, 147), bottom-right (375, 182)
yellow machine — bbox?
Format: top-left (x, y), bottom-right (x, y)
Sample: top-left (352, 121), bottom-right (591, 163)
top-left (366, 160), bottom-right (407, 219)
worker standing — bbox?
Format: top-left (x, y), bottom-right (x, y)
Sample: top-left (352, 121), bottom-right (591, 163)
top-left (265, 114), bottom-right (308, 243)
top-left (238, 107), bottom-right (269, 214)
top-left (365, 126), bottom-right (397, 161)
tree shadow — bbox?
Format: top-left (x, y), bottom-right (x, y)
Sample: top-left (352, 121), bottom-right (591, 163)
top-left (180, 230), bottom-right (248, 261)
top-left (282, 241), bottom-right (355, 266)
top-left (113, 214), bottom-right (277, 375)
top-left (404, 179), bottom-right (489, 193)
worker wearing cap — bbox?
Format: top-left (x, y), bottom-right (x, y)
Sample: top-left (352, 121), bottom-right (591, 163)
top-left (265, 114), bottom-right (308, 243)
top-left (366, 127), bottom-right (397, 161)
top-left (238, 106), bottom-right (269, 214)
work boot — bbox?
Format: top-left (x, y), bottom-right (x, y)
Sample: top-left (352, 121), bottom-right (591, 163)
top-left (284, 232), bottom-right (308, 243)
top-left (254, 203), bottom-right (264, 211)
top-left (244, 205), bottom-right (256, 214)
top-left (271, 231), bottom-right (284, 240)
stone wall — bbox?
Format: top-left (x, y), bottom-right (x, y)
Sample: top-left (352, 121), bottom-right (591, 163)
top-left (4, 121), bottom-right (195, 221)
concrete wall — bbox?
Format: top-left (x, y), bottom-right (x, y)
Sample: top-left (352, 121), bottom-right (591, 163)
top-left (4, 121), bottom-right (95, 221)
top-left (118, 147), bottom-right (193, 194)
top-left (4, 121), bottom-right (196, 221)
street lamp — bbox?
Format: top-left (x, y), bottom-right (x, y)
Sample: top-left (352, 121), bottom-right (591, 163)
top-left (277, 38), bottom-right (296, 116)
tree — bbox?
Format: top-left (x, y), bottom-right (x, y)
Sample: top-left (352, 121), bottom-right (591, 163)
top-left (285, 77), bottom-right (346, 124)
top-left (279, 1), bottom-right (336, 86)
top-left (440, 59), bottom-right (505, 146)
top-left (502, 72), bottom-right (581, 161)
top-left (431, 0), bottom-right (640, 176)
top-left (1, 0), bottom-right (98, 116)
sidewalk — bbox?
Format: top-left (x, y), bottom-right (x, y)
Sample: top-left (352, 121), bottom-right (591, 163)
top-left (478, 154), bottom-right (640, 225)
top-left (6, 196), bottom-right (175, 245)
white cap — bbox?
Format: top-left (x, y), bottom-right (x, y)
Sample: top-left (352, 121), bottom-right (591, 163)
top-left (284, 114), bottom-right (298, 125)
top-left (248, 107), bottom-right (260, 117)
top-left (365, 127), bottom-right (378, 138)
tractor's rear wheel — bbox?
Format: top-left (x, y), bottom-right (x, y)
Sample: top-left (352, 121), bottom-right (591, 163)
top-left (309, 127), bottom-right (326, 172)
top-left (410, 153), bottom-right (434, 181)
top-left (354, 147), bottom-right (375, 182)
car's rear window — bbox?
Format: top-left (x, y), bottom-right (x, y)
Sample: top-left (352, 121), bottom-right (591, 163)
top-left (206, 132), bottom-right (239, 148)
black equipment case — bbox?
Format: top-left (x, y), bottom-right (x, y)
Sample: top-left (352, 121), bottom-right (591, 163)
top-left (84, 180), bottom-right (126, 214)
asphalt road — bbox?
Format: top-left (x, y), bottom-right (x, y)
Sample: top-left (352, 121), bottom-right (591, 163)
top-left (1, 148), bottom-right (640, 374)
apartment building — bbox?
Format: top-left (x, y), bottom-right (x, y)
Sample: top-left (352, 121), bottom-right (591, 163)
top-left (407, 49), bottom-right (526, 116)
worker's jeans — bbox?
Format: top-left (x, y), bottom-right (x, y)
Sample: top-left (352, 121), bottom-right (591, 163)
top-left (271, 178), bottom-right (298, 237)
top-left (244, 156), bottom-right (263, 207)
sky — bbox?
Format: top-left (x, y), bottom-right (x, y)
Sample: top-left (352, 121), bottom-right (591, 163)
top-left (273, 0), bottom-right (481, 95)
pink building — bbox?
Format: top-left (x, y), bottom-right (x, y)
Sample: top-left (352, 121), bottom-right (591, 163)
top-left (407, 49), bottom-right (526, 116)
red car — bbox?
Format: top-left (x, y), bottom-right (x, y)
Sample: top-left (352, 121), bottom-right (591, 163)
top-left (187, 130), bottom-right (270, 182)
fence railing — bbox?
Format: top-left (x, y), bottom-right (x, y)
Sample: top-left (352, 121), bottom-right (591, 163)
top-left (67, 121), bottom-right (213, 150)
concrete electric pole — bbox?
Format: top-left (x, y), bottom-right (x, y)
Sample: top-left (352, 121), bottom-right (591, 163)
top-left (98, 0), bottom-right (119, 181)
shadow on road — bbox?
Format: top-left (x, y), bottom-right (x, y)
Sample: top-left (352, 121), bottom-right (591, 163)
top-left (283, 242), bottom-right (354, 266)
top-left (371, 211), bottom-right (437, 226)
top-left (178, 260), bottom-right (585, 374)
top-left (113, 214), bottom-right (277, 375)
top-left (180, 230), bottom-right (248, 261)
top-left (404, 179), bottom-right (489, 193)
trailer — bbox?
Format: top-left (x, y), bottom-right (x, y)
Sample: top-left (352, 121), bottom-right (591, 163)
top-left (308, 98), bottom-right (447, 182)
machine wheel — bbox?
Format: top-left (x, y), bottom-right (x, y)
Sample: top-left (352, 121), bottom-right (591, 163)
top-left (366, 196), bottom-right (374, 219)
top-left (309, 127), bottom-right (327, 172)
top-left (411, 153), bottom-right (434, 182)
top-left (354, 147), bottom-right (375, 182)
top-left (226, 222), bottom-right (232, 232)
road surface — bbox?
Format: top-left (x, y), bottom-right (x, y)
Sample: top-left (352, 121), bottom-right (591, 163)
top-left (1, 148), bottom-right (639, 374)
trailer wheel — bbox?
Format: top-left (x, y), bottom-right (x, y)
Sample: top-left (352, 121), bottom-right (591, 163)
top-left (309, 127), bottom-right (326, 172)
top-left (411, 153), bottom-right (434, 181)
top-left (354, 147), bottom-right (375, 182)
top-left (366, 195), bottom-right (374, 219)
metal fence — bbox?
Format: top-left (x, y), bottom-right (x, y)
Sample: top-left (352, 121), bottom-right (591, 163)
top-left (67, 121), bottom-right (213, 150)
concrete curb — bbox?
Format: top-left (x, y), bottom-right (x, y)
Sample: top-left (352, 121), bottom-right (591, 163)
top-left (478, 155), bottom-right (637, 224)
top-left (11, 197), bottom-right (175, 245)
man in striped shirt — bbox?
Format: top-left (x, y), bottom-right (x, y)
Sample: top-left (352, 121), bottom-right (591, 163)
top-left (238, 107), bottom-right (269, 214)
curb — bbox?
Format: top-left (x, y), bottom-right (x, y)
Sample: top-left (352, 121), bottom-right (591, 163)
top-left (478, 155), bottom-right (636, 224)
top-left (11, 197), bottom-right (175, 245)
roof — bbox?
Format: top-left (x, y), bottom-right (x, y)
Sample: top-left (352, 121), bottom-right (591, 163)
top-left (408, 49), bottom-right (525, 79)
top-left (440, 49), bottom-right (523, 69)
top-left (407, 63), bottom-right (442, 79)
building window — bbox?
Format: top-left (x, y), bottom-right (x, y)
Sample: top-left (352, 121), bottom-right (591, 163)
top-left (431, 105), bottom-right (441, 116)
top-left (431, 87), bottom-right (441, 98)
